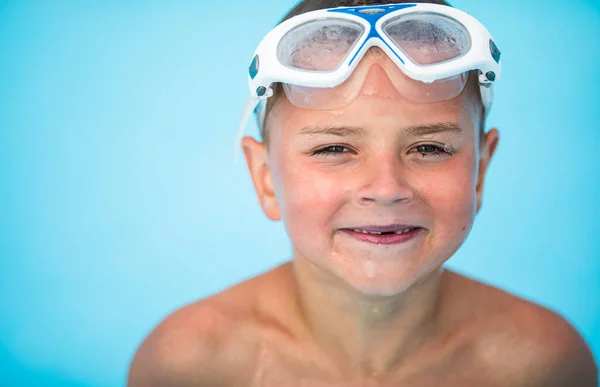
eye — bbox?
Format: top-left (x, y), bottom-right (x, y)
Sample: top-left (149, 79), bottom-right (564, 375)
top-left (311, 145), bottom-right (352, 156)
top-left (409, 143), bottom-right (455, 158)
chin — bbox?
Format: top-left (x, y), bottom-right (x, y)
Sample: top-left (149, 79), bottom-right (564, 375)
top-left (335, 257), bottom-right (445, 297)
top-left (333, 265), bottom-right (424, 297)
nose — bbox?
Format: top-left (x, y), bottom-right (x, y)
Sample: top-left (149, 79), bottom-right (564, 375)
top-left (357, 154), bottom-right (415, 207)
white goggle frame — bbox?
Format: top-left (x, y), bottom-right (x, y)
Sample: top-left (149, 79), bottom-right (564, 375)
top-left (237, 3), bottom-right (502, 149)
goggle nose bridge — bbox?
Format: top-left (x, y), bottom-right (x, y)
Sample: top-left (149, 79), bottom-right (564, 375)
top-left (348, 34), bottom-right (407, 70)
top-left (328, 4), bottom-right (417, 67)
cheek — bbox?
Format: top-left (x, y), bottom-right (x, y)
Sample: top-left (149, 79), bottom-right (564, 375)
top-left (416, 154), bottom-right (478, 238)
top-left (272, 155), bottom-right (344, 241)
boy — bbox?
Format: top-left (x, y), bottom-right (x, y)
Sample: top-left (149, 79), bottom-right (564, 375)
top-left (128, 1), bottom-right (597, 385)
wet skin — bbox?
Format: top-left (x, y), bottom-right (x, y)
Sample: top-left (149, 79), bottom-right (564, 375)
top-left (128, 266), bottom-right (596, 386)
top-left (128, 52), bottom-right (597, 386)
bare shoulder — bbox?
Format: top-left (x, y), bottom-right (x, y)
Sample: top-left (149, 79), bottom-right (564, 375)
top-left (443, 270), bottom-right (598, 386)
top-left (127, 298), bottom-right (245, 387)
top-left (127, 264), bottom-right (292, 387)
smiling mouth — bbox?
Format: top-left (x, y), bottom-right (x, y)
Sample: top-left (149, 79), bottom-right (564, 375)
top-left (349, 227), bottom-right (416, 235)
top-left (344, 223), bottom-right (422, 233)
top-left (339, 225), bottom-right (424, 245)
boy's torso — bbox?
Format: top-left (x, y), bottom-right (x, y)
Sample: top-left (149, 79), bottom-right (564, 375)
top-left (130, 264), bottom-right (591, 386)
top-left (211, 266), bottom-right (541, 386)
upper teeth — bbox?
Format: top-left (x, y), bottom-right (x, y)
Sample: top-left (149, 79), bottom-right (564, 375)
top-left (352, 228), bottom-right (414, 235)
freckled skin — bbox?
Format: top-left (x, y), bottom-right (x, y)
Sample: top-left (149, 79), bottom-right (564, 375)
top-left (127, 54), bottom-right (598, 387)
top-left (267, 62), bottom-right (481, 296)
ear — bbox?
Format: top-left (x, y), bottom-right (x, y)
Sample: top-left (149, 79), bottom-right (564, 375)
top-left (476, 128), bottom-right (499, 213)
top-left (241, 136), bottom-right (281, 221)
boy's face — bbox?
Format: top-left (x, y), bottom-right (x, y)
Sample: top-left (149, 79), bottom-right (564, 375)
top-left (243, 54), bottom-right (499, 296)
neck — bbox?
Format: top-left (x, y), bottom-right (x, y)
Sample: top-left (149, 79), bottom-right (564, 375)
top-left (291, 254), bottom-right (444, 377)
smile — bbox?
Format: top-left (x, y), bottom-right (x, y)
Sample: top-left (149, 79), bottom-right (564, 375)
top-left (350, 227), bottom-right (415, 235)
top-left (341, 225), bottom-right (424, 245)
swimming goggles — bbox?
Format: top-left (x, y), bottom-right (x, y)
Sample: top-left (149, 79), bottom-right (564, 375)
top-left (237, 2), bottom-right (502, 145)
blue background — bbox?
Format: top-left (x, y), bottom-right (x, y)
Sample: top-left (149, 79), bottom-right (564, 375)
top-left (1, 0), bottom-right (599, 385)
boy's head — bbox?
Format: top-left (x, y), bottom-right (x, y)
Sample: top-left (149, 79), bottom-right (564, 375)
top-left (242, 0), bottom-right (500, 295)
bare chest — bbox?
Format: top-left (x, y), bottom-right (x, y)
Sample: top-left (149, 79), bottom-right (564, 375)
top-left (243, 341), bottom-right (506, 387)
top-left (247, 362), bottom-right (506, 387)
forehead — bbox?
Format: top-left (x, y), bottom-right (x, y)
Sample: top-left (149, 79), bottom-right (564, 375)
top-left (270, 92), bottom-right (476, 142)
top-left (265, 53), bottom-right (482, 143)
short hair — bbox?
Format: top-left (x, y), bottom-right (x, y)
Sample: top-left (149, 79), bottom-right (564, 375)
top-left (260, 0), bottom-right (485, 145)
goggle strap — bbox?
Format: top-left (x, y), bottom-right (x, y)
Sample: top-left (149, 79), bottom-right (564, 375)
top-left (256, 99), bottom-right (267, 133)
top-left (234, 96), bottom-right (261, 163)
top-left (480, 83), bottom-right (493, 114)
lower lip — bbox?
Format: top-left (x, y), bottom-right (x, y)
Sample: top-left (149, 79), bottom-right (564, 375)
top-left (340, 228), bottom-right (423, 245)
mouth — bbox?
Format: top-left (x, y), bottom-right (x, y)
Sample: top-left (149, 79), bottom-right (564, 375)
top-left (340, 225), bottom-right (424, 245)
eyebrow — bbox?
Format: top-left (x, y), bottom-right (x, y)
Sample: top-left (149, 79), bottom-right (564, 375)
top-left (405, 122), bottom-right (464, 137)
top-left (299, 125), bottom-right (365, 137)
top-left (299, 122), bottom-right (463, 137)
